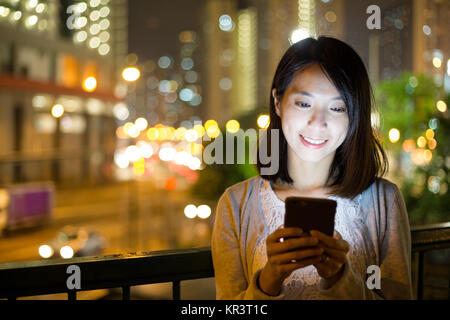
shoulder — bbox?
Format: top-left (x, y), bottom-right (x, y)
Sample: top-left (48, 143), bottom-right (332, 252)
top-left (220, 175), bottom-right (261, 201)
top-left (358, 177), bottom-right (406, 220)
top-left (214, 175), bottom-right (261, 232)
top-left (215, 175), bottom-right (261, 216)
top-left (363, 177), bottom-right (408, 224)
top-left (366, 177), bottom-right (403, 204)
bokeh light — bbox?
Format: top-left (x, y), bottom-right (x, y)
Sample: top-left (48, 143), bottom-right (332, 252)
top-left (122, 67), bottom-right (141, 82)
top-left (436, 100), bottom-right (447, 113)
top-left (197, 204), bottom-right (211, 219)
top-left (257, 114), bottom-right (270, 129)
top-left (226, 120), bottom-right (240, 134)
top-left (60, 246), bottom-right (74, 259)
top-left (184, 204), bottom-right (197, 219)
top-left (417, 136), bottom-right (427, 148)
top-left (83, 77), bottom-right (97, 92)
top-left (38, 245), bottom-right (54, 259)
top-left (51, 104), bottom-right (64, 118)
top-left (135, 117), bottom-right (148, 131)
top-left (388, 128), bottom-right (400, 143)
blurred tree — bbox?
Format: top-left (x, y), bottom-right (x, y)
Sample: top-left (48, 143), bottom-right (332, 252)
top-left (189, 109), bottom-right (263, 200)
top-left (375, 72), bottom-right (449, 225)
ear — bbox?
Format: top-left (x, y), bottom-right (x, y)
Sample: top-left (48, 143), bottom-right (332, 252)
top-left (272, 88), bottom-right (281, 117)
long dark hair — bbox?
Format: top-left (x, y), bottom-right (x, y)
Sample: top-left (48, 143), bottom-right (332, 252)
top-left (257, 36), bottom-right (388, 199)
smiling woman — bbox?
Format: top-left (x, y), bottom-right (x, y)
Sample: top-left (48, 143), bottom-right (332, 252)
top-left (212, 36), bottom-right (413, 300)
top-left (259, 37), bottom-right (388, 199)
top-left (272, 63), bottom-right (350, 181)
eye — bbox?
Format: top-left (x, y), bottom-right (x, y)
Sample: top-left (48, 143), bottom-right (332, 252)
top-left (295, 101), bottom-right (310, 108)
top-left (331, 107), bottom-right (347, 113)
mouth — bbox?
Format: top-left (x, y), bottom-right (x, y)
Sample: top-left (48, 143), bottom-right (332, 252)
top-left (299, 134), bottom-right (328, 148)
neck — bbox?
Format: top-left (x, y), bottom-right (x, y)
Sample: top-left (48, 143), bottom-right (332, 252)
top-left (286, 145), bottom-right (334, 192)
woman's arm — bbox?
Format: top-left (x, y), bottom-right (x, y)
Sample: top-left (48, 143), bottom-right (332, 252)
top-left (211, 190), bottom-right (286, 300)
top-left (374, 183), bottom-right (414, 299)
top-left (318, 183), bottom-right (414, 299)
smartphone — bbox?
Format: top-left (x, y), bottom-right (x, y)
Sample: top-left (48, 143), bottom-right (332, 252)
top-left (284, 196), bottom-right (337, 237)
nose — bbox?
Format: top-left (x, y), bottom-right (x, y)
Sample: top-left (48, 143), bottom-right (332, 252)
top-left (307, 107), bottom-right (327, 129)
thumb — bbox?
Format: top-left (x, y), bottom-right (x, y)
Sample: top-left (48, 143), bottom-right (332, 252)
top-left (333, 230), bottom-right (342, 240)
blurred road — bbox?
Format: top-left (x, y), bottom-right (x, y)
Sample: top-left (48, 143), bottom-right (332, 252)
top-left (0, 180), bottom-right (217, 300)
top-left (0, 180), bottom-right (214, 264)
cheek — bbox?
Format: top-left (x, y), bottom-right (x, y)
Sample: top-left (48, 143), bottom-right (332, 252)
top-left (281, 109), bottom-right (306, 131)
top-left (332, 118), bottom-right (349, 142)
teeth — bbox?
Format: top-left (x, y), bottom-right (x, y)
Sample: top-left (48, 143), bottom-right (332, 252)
top-left (302, 135), bottom-right (326, 145)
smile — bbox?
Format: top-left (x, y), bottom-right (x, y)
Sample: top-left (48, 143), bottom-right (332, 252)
top-left (299, 134), bottom-right (328, 148)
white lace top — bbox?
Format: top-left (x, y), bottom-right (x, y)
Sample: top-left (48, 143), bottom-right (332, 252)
top-left (211, 175), bottom-right (414, 300)
top-left (254, 177), bottom-right (370, 299)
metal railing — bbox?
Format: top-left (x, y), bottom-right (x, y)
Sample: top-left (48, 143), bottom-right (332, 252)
top-left (0, 247), bottom-right (213, 300)
top-left (410, 222), bottom-right (450, 300)
top-left (0, 223), bottom-right (449, 300)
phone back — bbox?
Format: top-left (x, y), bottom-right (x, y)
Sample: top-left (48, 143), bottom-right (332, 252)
top-left (284, 197), bottom-right (337, 236)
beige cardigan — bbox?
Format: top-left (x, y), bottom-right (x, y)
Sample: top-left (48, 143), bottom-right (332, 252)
top-left (211, 175), bottom-right (414, 299)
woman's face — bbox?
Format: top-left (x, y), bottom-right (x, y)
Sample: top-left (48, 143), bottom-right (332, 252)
top-left (273, 63), bottom-right (349, 164)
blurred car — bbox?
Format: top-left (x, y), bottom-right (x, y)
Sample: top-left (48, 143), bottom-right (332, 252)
top-left (0, 182), bottom-right (54, 234)
top-left (39, 225), bottom-right (106, 259)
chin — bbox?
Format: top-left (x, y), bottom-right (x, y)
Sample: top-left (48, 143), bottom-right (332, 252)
top-left (298, 155), bottom-right (327, 163)
top-left (294, 149), bottom-right (329, 163)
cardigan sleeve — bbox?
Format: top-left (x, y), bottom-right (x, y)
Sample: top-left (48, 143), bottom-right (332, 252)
top-left (375, 183), bottom-right (414, 299)
top-left (211, 189), bottom-right (286, 300)
top-left (318, 182), bottom-right (414, 300)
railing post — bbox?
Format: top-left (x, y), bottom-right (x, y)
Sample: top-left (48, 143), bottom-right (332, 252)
top-left (122, 286), bottom-right (130, 300)
top-left (417, 251), bottom-right (425, 300)
top-left (172, 280), bottom-right (180, 300)
top-left (68, 290), bottom-right (77, 300)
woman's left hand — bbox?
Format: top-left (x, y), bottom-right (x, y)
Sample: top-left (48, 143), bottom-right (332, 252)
top-left (310, 230), bottom-right (350, 288)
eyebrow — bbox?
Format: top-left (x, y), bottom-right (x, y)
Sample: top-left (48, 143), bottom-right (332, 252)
top-left (294, 90), bottom-right (343, 101)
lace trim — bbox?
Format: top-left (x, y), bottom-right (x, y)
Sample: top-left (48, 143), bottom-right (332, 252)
top-left (253, 176), bottom-right (368, 299)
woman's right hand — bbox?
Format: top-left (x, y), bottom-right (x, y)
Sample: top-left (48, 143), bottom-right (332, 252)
top-left (258, 227), bottom-right (324, 296)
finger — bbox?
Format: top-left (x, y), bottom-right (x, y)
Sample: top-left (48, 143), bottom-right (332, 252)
top-left (267, 227), bottom-right (303, 243)
top-left (282, 256), bottom-right (322, 273)
top-left (333, 230), bottom-right (342, 240)
top-left (322, 246), bottom-right (348, 262)
top-left (310, 230), bottom-right (349, 251)
top-left (321, 255), bottom-right (342, 270)
top-left (267, 236), bottom-right (319, 255)
top-left (274, 247), bottom-right (324, 264)
top-left (313, 262), bottom-right (336, 278)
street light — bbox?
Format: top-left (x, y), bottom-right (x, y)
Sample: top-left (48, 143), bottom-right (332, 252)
top-left (51, 104), bottom-right (64, 118)
top-left (83, 76), bottom-right (97, 92)
top-left (122, 66), bottom-right (141, 82)
top-left (290, 28), bottom-right (309, 44)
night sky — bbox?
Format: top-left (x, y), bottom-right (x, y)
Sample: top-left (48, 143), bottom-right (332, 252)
top-left (128, 0), bottom-right (206, 62)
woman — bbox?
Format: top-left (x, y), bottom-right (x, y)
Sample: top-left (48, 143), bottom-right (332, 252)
top-left (211, 36), bottom-right (413, 299)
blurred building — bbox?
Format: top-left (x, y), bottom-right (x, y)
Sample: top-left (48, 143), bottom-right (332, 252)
top-left (126, 31), bottom-right (203, 130)
top-left (202, 0), bottom-right (449, 126)
top-left (202, 0), bottom-right (346, 126)
top-left (0, 0), bottom-right (128, 186)
top-left (335, 0), bottom-right (449, 90)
